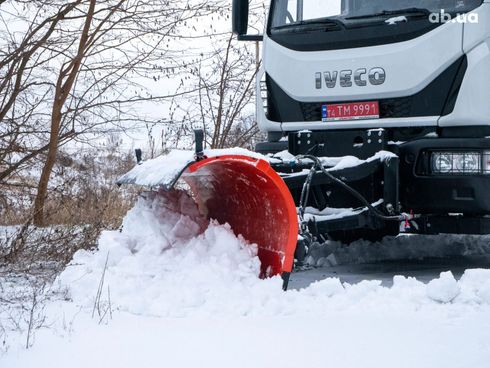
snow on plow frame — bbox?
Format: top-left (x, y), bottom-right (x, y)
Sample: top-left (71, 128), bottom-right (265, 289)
top-left (118, 152), bottom-right (299, 280)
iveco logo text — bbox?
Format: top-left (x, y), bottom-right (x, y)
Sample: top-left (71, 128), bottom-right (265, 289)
top-left (315, 68), bottom-right (386, 89)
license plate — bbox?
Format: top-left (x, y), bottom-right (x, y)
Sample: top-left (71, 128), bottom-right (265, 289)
top-left (322, 101), bottom-right (379, 122)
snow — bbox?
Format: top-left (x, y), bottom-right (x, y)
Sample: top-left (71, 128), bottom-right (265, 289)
top-left (57, 189), bottom-right (263, 318)
top-left (303, 199), bottom-right (384, 221)
top-left (3, 190), bottom-right (490, 367)
top-left (116, 149), bottom-right (194, 188)
top-left (204, 147), bottom-right (267, 160)
top-left (117, 148), bottom-right (398, 189)
top-left (271, 149), bottom-right (296, 162)
top-left (388, 140), bottom-right (406, 145)
top-left (426, 271), bottom-right (461, 303)
top-left (318, 151), bottom-right (396, 171)
top-left (117, 148), bottom-right (269, 188)
top-left (5, 309), bottom-right (490, 368)
top-left (385, 16), bottom-right (408, 25)
top-left (282, 150), bottom-right (397, 181)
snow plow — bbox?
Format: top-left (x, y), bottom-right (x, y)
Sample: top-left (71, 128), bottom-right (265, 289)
top-left (119, 0), bottom-right (490, 288)
top-left (117, 130), bottom-right (403, 289)
top-left (117, 141), bottom-right (299, 288)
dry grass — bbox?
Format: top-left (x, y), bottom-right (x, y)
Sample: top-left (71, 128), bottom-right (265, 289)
top-left (1, 186), bottom-right (135, 229)
top-left (0, 148), bottom-right (139, 268)
top-left (1, 148), bottom-right (137, 228)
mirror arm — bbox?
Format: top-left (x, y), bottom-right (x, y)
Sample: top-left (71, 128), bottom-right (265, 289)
top-left (237, 34), bottom-right (264, 41)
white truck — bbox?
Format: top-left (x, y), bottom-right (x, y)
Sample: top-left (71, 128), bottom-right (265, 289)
top-left (233, 0), bottom-right (490, 244)
top-left (119, 1), bottom-right (490, 288)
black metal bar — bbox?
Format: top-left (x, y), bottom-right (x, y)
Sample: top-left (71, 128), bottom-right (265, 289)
top-left (307, 210), bottom-right (372, 234)
top-left (237, 34), bottom-right (264, 41)
top-left (280, 159), bottom-right (385, 190)
top-left (383, 156), bottom-right (399, 213)
top-left (194, 129), bottom-right (204, 160)
top-left (281, 272), bottom-right (291, 291)
top-left (135, 148), bottom-right (142, 165)
top-left (288, 130), bottom-right (387, 159)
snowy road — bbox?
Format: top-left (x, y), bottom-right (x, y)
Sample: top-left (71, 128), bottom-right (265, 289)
top-left (290, 254), bottom-right (490, 289)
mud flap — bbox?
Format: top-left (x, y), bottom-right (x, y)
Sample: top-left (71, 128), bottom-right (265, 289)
top-left (182, 155), bottom-right (298, 279)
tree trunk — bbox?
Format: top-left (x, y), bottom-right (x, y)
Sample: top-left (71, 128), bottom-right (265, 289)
top-left (33, 0), bottom-right (97, 226)
top-left (32, 103), bottom-right (63, 226)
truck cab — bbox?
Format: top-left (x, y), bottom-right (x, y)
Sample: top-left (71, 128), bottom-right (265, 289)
top-left (258, 0), bottom-right (486, 136)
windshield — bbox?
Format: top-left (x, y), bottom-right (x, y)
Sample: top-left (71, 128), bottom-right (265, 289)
top-left (270, 0), bottom-right (482, 28)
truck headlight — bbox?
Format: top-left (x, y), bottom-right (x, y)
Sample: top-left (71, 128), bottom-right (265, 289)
top-left (431, 151), bottom-right (481, 174)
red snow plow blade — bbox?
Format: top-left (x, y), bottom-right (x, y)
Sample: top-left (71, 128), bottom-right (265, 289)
top-left (182, 155), bottom-right (298, 278)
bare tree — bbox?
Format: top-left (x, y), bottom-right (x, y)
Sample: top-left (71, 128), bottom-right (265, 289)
top-left (170, 31), bottom-right (261, 150)
top-left (0, 0), bottom-right (226, 225)
top-left (33, 0), bottom-right (97, 225)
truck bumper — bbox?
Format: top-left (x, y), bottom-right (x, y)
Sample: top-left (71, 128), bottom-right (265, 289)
top-left (398, 137), bottom-right (490, 214)
top-left (266, 130), bottom-right (490, 216)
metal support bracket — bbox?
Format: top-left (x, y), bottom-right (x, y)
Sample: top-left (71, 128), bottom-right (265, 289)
top-left (194, 129), bottom-right (205, 161)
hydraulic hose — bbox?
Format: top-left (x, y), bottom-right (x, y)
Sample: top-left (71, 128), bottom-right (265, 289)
top-left (297, 154), bottom-right (404, 222)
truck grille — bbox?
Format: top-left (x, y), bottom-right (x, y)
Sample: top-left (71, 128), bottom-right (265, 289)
top-left (266, 55), bottom-right (467, 123)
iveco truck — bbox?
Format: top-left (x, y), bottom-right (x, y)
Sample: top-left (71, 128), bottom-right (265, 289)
top-left (231, 0), bottom-right (490, 244)
top-left (119, 1), bottom-right (490, 287)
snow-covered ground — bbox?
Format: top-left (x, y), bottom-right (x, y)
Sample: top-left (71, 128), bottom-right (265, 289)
top-left (2, 190), bottom-right (490, 367)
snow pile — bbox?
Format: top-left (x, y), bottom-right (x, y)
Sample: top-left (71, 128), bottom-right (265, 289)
top-left (426, 271), bottom-right (461, 303)
top-left (58, 189), bottom-right (268, 317)
top-left (57, 189), bottom-right (490, 319)
top-left (5, 189), bottom-right (490, 367)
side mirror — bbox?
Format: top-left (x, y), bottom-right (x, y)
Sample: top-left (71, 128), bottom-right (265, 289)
top-left (232, 0), bottom-right (263, 41)
top-left (232, 0), bottom-right (249, 35)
